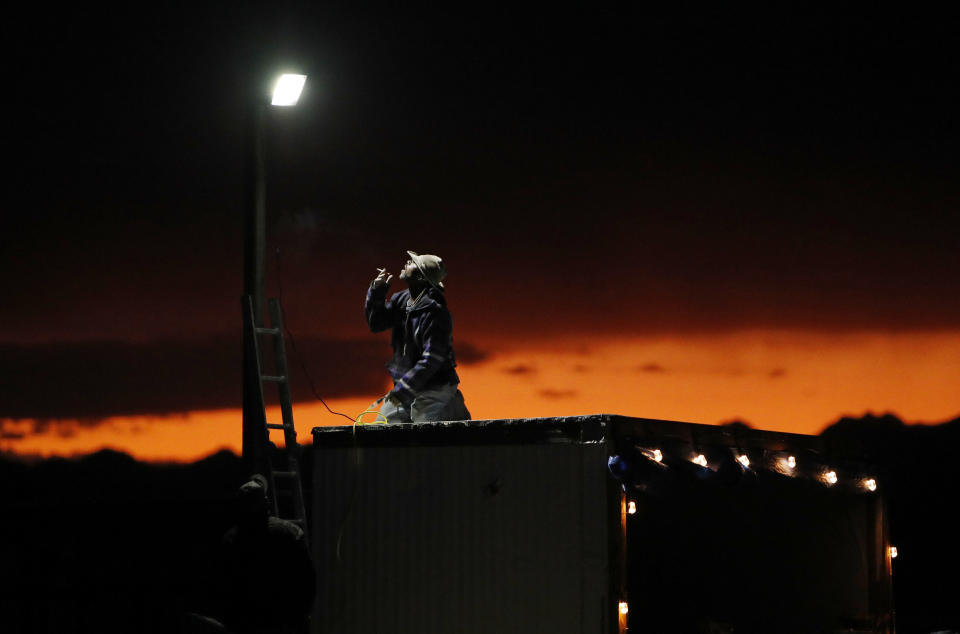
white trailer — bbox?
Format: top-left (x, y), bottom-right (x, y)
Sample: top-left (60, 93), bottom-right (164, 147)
top-left (310, 415), bottom-right (894, 633)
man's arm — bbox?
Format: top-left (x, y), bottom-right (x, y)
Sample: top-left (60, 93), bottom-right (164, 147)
top-left (388, 311), bottom-right (453, 405)
top-left (365, 270), bottom-right (398, 332)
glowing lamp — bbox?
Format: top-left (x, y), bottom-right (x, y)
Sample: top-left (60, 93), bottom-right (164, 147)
top-left (864, 478), bottom-right (877, 492)
top-left (889, 546), bottom-right (898, 559)
top-left (627, 501), bottom-right (637, 515)
top-left (272, 74), bottom-right (307, 106)
top-left (736, 454), bottom-right (750, 468)
top-left (786, 456), bottom-right (796, 469)
top-left (693, 454), bottom-right (708, 467)
top-left (618, 601), bottom-right (629, 615)
top-left (824, 470), bottom-right (838, 485)
top-left (653, 449), bottom-right (663, 463)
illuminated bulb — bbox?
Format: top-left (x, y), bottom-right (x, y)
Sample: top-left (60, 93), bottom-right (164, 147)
top-left (864, 478), bottom-right (877, 492)
top-left (786, 456), bottom-right (796, 469)
top-left (889, 546), bottom-right (898, 559)
top-left (653, 449), bottom-right (663, 462)
top-left (618, 601), bottom-right (629, 615)
top-left (737, 454), bottom-right (750, 468)
top-left (271, 73), bottom-right (307, 106)
top-left (693, 454), bottom-right (707, 467)
top-left (627, 501), bottom-right (637, 514)
top-left (824, 470), bottom-right (838, 485)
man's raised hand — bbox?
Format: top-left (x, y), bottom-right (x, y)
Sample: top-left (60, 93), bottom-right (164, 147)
top-left (372, 268), bottom-right (393, 289)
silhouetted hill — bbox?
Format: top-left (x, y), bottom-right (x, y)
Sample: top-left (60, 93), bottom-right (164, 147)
top-left (820, 413), bottom-right (960, 632)
top-left (0, 448), bottom-right (249, 634)
top-left (1, 448), bottom-right (248, 504)
top-left (822, 411), bottom-right (960, 461)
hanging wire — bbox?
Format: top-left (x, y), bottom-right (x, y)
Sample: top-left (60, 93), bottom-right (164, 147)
top-left (270, 247), bottom-right (396, 634)
top-left (274, 246), bottom-right (369, 425)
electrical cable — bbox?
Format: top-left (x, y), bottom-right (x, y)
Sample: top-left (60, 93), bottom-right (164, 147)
top-left (273, 247), bottom-right (373, 425)
top-left (272, 246), bottom-right (389, 536)
top-left (354, 407), bottom-right (389, 430)
top-left (335, 397), bottom-right (389, 562)
top-left (273, 246), bottom-right (390, 633)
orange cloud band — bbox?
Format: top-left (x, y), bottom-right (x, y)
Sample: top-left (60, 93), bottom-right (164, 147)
top-left (4, 330), bottom-right (959, 462)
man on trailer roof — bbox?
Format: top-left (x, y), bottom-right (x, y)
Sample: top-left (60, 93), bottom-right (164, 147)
top-left (365, 250), bottom-right (471, 423)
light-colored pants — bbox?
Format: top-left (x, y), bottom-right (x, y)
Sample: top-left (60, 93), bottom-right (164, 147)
top-left (380, 383), bottom-right (471, 424)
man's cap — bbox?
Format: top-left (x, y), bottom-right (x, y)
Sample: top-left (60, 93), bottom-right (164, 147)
top-left (407, 251), bottom-right (446, 289)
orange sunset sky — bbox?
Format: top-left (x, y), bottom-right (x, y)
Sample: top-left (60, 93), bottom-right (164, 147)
top-left (4, 8), bottom-right (960, 465)
top-left (4, 329), bottom-right (958, 462)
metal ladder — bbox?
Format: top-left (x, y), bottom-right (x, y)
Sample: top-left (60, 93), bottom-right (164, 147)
top-left (242, 294), bottom-right (308, 539)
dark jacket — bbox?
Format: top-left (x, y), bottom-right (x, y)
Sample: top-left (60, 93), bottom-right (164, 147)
top-left (365, 285), bottom-right (460, 405)
top-left (218, 515), bottom-right (315, 633)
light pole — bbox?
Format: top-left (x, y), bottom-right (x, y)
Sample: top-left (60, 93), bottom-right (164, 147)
top-left (244, 73), bottom-right (307, 327)
top-left (242, 73), bottom-right (307, 473)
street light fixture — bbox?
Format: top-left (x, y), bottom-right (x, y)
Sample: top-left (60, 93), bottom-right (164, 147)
top-left (271, 73), bottom-right (307, 106)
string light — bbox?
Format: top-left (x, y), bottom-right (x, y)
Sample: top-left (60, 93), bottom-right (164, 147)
top-left (774, 454), bottom-right (797, 475)
top-left (889, 546), bottom-right (898, 559)
top-left (627, 501), bottom-right (637, 514)
top-left (618, 601), bottom-right (629, 615)
top-left (641, 448), bottom-right (663, 463)
top-left (631, 443), bottom-right (881, 494)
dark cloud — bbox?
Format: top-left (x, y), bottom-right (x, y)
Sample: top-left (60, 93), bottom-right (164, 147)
top-left (503, 364), bottom-right (536, 375)
top-left (637, 363), bottom-right (667, 373)
top-left (0, 337), bottom-right (391, 424)
top-left (454, 341), bottom-right (489, 364)
top-left (720, 420), bottom-right (754, 430)
top-left (538, 389), bottom-right (578, 399)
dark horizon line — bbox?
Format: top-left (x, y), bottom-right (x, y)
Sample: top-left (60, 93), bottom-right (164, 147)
top-left (3, 411), bottom-right (958, 466)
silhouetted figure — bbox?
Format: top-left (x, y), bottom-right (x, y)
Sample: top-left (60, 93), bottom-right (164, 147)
top-left (366, 250), bottom-right (471, 423)
top-left (216, 475), bottom-right (315, 634)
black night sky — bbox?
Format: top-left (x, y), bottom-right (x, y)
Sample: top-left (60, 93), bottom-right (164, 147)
top-left (7, 5), bottom-right (959, 342)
